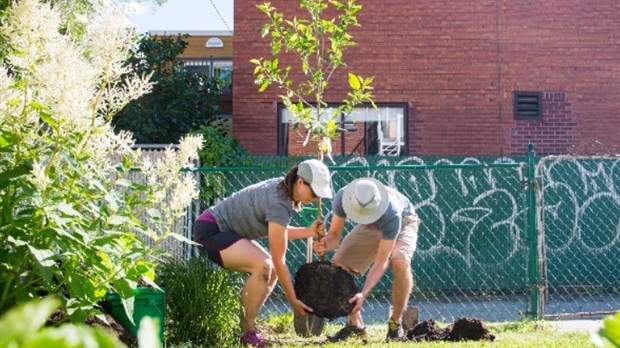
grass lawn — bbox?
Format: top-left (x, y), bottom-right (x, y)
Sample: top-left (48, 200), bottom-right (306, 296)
top-left (260, 318), bottom-right (597, 348)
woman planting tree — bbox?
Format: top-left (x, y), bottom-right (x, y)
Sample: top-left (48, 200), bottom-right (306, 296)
top-left (193, 159), bottom-right (333, 347)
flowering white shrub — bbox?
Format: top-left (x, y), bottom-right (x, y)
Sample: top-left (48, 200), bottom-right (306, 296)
top-left (0, 0), bottom-right (202, 321)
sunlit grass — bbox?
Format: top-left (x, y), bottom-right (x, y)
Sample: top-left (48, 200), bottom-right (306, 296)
top-left (259, 315), bottom-right (597, 348)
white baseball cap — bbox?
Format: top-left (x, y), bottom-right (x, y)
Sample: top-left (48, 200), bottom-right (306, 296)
top-left (297, 159), bottom-right (333, 199)
top-left (342, 178), bottom-right (389, 224)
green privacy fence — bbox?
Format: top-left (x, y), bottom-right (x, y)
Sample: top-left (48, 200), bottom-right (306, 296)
top-left (194, 154), bottom-right (533, 322)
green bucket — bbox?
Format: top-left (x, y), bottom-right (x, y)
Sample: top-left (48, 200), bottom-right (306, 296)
top-left (105, 287), bottom-right (166, 342)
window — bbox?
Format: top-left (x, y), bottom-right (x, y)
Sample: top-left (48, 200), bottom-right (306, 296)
top-left (180, 57), bottom-right (232, 92)
top-left (514, 91), bottom-right (542, 120)
top-left (278, 103), bottom-right (407, 156)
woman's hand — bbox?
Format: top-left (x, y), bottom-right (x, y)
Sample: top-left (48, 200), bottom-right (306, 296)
top-left (309, 219), bottom-right (324, 238)
top-left (291, 298), bottom-right (313, 316)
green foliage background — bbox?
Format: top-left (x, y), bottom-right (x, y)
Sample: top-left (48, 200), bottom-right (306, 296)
top-left (112, 34), bottom-right (221, 144)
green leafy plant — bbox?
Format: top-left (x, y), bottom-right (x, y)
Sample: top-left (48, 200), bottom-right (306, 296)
top-left (262, 312), bottom-right (295, 334)
top-left (0, 0), bottom-right (201, 322)
top-left (251, 0), bottom-right (375, 159)
top-left (196, 123), bottom-right (250, 167)
top-left (113, 34), bottom-right (222, 144)
top-left (157, 256), bottom-right (241, 348)
top-left (0, 296), bottom-right (125, 348)
top-left (598, 312), bottom-right (620, 348)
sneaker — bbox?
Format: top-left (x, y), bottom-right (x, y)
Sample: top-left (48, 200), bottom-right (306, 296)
top-left (240, 330), bottom-right (266, 348)
top-left (386, 319), bottom-right (405, 341)
top-left (327, 324), bottom-right (368, 342)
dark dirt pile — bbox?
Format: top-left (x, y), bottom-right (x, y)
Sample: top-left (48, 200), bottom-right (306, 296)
top-left (46, 309), bottom-right (136, 347)
top-left (294, 261), bottom-right (358, 319)
top-left (407, 317), bottom-right (495, 342)
top-left (85, 312), bottom-right (136, 346)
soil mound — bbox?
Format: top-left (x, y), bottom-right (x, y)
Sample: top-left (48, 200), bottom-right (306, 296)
top-left (407, 317), bottom-right (495, 342)
top-left (444, 317), bottom-right (495, 341)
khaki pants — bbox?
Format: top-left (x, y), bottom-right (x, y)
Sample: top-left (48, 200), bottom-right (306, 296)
top-left (333, 214), bottom-right (420, 274)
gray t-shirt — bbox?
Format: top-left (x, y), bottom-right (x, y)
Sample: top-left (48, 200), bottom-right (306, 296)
top-left (210, 177), bottom-right (293, 240)
top-left (333, 186), bottom-right (415, 240)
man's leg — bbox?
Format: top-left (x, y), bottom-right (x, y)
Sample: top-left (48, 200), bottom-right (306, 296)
top-left (390, 257), bottom-right (413, 322)
top-left (386, 215), bottom-right (419, 340)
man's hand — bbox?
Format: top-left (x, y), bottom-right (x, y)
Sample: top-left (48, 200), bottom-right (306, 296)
top-left (313, 233), bottom-right (340, 257)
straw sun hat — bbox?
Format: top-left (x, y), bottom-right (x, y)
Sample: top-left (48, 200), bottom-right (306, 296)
top-left (342, 178), bottom-right (389, 224)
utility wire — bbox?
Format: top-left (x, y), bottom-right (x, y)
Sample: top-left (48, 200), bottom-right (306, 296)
top-left (208, 0), bottom-right (233, 34)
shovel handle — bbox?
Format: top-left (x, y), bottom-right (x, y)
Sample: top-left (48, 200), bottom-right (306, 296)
top-left (306, 199), bottom-right (326, 262)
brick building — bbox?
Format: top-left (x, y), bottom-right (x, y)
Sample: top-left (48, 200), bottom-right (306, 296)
top-left (232, 0), bottom-right (620, 156)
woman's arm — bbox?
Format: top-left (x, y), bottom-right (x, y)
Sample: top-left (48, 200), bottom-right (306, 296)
top-left (286, 219), bottom-right (323, 240)
top-left (268, 221), bottom-right (312, 315)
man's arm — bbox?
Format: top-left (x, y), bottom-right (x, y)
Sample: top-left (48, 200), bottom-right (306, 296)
top-left (349, 238), bottom-right (397, 313)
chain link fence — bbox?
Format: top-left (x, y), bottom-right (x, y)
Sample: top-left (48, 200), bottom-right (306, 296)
top-left (194, 157), bottom-right (532, 323)
top-left (536, 155), bottom-right (620, 319)
top-left (137, 149), bottom-right (619, 323)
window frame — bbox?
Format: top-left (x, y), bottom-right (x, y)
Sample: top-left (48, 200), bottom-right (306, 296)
top-left (277, 102), bottom-right (408, 156)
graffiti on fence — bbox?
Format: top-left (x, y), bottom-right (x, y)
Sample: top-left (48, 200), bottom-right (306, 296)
top-left (538, 156), bottom-right (620, 291)
top-left (539, 157), bottom-right (620, 254)
top-left (325, 156), bottom-right (528, 292)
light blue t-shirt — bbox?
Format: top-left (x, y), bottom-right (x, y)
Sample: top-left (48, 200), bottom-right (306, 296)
top-left (210, 178), bottom-right (293, 240)
top-left (333, 186), bottom-right (415, 240)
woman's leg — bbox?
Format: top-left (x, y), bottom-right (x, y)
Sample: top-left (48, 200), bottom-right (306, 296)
top-left (220, 239), bottom-right (277, 332)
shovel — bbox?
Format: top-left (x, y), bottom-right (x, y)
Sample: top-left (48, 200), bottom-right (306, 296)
top-left (293, 206), bottom-right (326, 337)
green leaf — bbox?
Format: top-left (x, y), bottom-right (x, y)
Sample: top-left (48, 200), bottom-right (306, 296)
top-left (137, 317), bottom-right (161, 348)
top-left (114, 278), bottom-right (137, 299)
top-left (599, 312), bottom-right (620, 347)
top-left (22, 325), bottom-right (125, 348)
top-left (147, 208), bottom-right (162, 219)
top-left (348, 72), bottom-right (360, 90)
top-left (0, 160), bottom-right (33, 190)
top-left (107, 215), bottom-right (128, 226)
top-left (168, 232), bottom-right (200, 245)
top-left (258, 80), bottom-right (270, 92)
top-left (57, 202), bottom-right (82, 217)
top-left (27, 245), bottom-right (56, 268)
top-left (0, 134), bottom-right (11, 148)
top-left (0, 296), bottom-right (60, 348)
top-left (39, 111), bottom-right (58, 130)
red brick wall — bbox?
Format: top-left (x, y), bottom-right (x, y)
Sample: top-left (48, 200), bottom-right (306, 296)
top-left (510, 92), bottom-right (575, 155)
top-left (234, 0), bottom-right (620, 156)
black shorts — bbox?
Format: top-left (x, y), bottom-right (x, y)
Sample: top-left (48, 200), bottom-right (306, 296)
top-left (193, 220), bottom-right (242, 267)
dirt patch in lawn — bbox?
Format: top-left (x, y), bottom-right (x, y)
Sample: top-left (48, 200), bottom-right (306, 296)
top-left (408, 317), bottom-right (495, 342)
